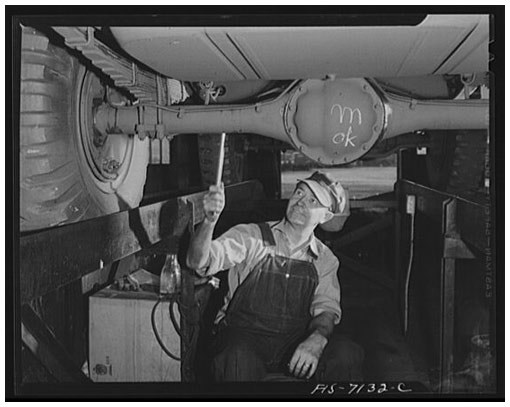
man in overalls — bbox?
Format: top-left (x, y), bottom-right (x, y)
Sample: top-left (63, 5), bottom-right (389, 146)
top-left (187, 171), bottom-right (364, 381)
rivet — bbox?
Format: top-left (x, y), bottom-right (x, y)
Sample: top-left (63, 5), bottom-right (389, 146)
top-left (374, 125), bottom-right (380, 132)
top-left (362, 144), bottom-right (368, 151)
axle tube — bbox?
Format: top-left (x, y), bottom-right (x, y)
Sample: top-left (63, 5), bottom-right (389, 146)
top-left (95, 78), bottom-right (489, 165)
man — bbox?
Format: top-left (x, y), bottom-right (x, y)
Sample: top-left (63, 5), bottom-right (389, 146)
top-left (187, 171), bottom-right (363, 381)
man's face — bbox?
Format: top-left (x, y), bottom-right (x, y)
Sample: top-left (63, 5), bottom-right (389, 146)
top-left (286, 183), bottom-right (332, 228)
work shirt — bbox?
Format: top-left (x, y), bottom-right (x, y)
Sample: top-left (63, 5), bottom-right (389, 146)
top-left (197, 220), bottom-right (342, 325)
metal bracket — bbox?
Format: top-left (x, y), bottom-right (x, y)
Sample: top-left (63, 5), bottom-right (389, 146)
top-left (443, 198), bottom-right (475, 259)
top-left (156, 124), bottom-right (166, 140)
top-left (136, 106), bottom-right (149, 139)
top-left (444, 235), bottom-right (476, 259)
top-left (63, 26), bottom-right (94, 49)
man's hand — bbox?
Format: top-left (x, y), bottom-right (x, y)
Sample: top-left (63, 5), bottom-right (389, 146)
top-left (204, 184), bottom-right (225, 223)
top-left (288, 331), bottom-right (328, 379)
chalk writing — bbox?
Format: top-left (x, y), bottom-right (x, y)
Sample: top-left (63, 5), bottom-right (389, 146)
top-left (332, 128), bottom-right (357, 148)
top-left (330, 104), bottom-right (362, 148)
top-left (331, 104), bottom-right (362, 126)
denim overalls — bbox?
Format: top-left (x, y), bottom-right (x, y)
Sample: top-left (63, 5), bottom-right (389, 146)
top-left (212, 222), bottom-right (319, 380)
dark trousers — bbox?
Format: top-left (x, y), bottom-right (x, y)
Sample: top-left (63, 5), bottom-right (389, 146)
top-left (211, 326), bottom-right (364, 382)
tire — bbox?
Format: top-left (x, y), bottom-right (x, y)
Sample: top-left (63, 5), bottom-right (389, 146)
top-left (197, 134), bottom-right (244, 187)
top-left (426, 130), bottom-right (487, 195)
top-left (20, 27), bottom-right (149, 231)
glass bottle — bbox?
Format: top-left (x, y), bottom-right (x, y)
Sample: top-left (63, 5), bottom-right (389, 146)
top-left (160, 254), bottom-right (181, 295)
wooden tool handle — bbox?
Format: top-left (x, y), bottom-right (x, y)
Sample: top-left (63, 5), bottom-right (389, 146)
top-left (215, 132), bottom-right (226, 186)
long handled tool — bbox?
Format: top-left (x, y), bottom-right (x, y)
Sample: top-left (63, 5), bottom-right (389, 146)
top-left (215, 132), bottom-right (226, 186)
top-left (160, 133), bottom-right (226, 295)
top-left (212, 132), bottom-right (226, 220)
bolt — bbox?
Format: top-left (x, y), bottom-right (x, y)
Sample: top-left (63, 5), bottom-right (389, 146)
top-left (344, 157), bottom-right (348, 162)
top-left (363, 84), bottom-right (369, 91)
top-left (362, 144), bottom-right (368, 151)
top-left (374, 104), bottom-right (379, 109)
top-left (374, 125), bottom-right (380, 132)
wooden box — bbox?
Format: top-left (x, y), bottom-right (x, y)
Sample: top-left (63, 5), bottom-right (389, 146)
top-left (89, 269), bottom-right (180, 382)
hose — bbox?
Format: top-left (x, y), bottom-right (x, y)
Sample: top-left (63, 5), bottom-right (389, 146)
top-left (168, 299), bottom-right (182, 338)
top-left (107, 80), bottom-right (300, 113)
top-left (151, 296), bottom-right (181, 361)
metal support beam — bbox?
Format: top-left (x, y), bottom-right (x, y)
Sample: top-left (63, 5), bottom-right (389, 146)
top-left (19, 181), bottom-right (262, 304)
top-left (439, 199), bottom-right (476, 393)
top-left (21, 305), bottom-right (90, 383)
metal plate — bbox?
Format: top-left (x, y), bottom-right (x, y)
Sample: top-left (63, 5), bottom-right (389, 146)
top-left (285, 78), bottom-right (386, 165)
top-left (110, 16), bottom-right (488, 82)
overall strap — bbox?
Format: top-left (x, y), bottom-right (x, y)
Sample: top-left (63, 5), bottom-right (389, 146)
top-left (257, 222), bottom-right (276, 247)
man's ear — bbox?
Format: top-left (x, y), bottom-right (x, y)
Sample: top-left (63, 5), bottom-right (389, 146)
top-left (320, 210), bottom-right (335, 224)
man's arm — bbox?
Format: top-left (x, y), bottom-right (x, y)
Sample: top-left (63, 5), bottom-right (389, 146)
top-left (186, 217), bottom-right (217, 271)
top-left (186, 184), bottom-right (224, 272)
top-left (308, 310), bottom-right (336, 340)
top-left (288, 311), bottom-right (336, 379)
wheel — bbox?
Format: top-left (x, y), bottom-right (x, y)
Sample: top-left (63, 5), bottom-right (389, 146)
top-left (20, 27), bottom-right (149, 231)
top-left (426, 130), bottom-right (487, 195)
top-left (197, 134), bottom-right (244, 187)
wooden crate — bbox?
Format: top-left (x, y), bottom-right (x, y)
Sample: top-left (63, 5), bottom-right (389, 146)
top-left (89, 269), bottom-right (180, 382)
